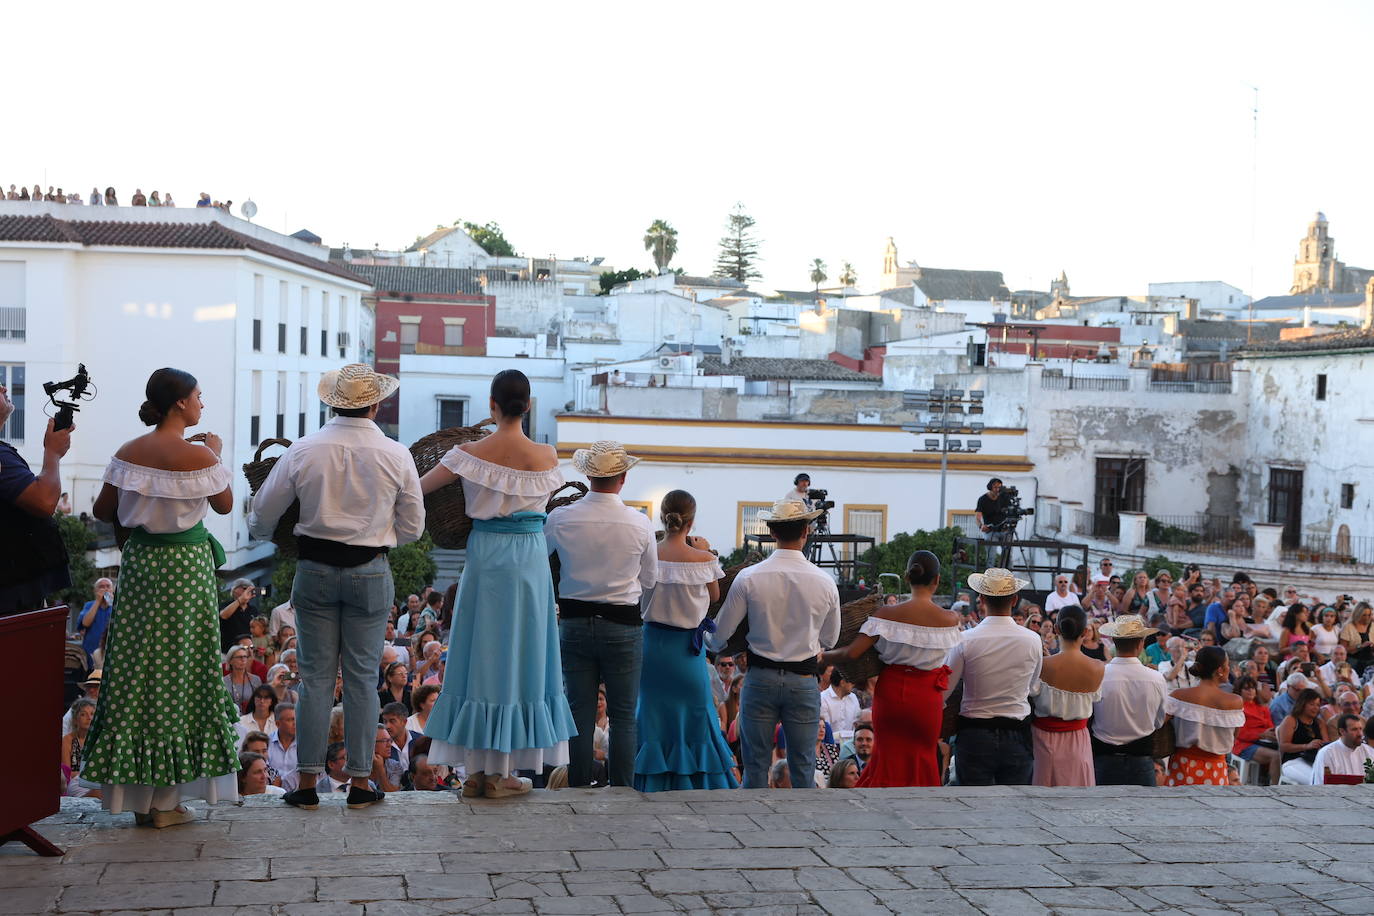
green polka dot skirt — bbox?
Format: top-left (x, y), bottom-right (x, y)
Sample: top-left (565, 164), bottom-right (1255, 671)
top-left (82, 540), bottom-right (241, 788)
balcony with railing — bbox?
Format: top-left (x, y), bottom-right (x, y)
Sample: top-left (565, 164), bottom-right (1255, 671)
top-left (1283, 533), bottom-right (1374, 569)
top-left (1144, 514), bottom-right (1253, 559)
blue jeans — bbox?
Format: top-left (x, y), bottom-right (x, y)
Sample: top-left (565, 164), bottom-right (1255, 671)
top-left (738, 666), bottom-right (819, 789)
top-left (954, 726), bottom-right (1034, 786)
top-left (559, 617), bottom-right (642, 787)
top-left (292, 556), bottom-right (393, 778)
top-left (1093, 753), bottom-right (1157, 786)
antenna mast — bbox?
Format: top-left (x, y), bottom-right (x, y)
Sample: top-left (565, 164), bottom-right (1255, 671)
top-left (1247, 86), bottom-right (1259, 344)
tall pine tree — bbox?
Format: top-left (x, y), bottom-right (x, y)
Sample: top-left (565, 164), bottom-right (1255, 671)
top-left (713, 203), bottom-right (762, 282)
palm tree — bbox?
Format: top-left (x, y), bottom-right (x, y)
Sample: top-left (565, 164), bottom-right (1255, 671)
top-left (643, 219), bottom-right (679, 272)
top-left (838, 261), bottom-right (857, 290)
top-left (809, 258), bottom-right (828, 298)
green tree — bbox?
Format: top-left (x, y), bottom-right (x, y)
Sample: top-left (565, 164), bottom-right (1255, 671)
top-left (56, 514), bottom-right (96, 609)
top-left (809, 258), bottom-right (828, 297)
top-left (1125, 555), bottom-right (1183, 586)
top-left (269, 532), bottom-right (438, 608)
top-left (838, 261), bottom-right (857, 288)
top-left (454, 220), bottom-right (516, 257)
top-left (598, 267), bottom-right (651, 295)
top-left (713, 203), bottom-right (762, 282)
top-left (643, 219), bottom-right (679, 272)
top-left (858, 527), bottom-right (962, 592)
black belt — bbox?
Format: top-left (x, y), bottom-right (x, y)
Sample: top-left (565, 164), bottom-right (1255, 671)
top-left (747, 651), bottom-right (817, 676)
top-left (1091, 733), bottom-right (1153, 757)
top-left (958, 715), bottom-right (1030, 732)
top-left (297, 535), bottom-right (388, 568)
top-left (558, 597), bottom-right (641, 627)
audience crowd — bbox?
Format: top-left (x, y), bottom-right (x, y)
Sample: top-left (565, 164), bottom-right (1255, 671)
top-left (4, 184), bottom-right (240, 211)
top-left (62, 553), bottom-right (1374, 799)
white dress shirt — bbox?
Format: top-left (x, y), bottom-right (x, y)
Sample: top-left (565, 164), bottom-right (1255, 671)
top-left (1091, 657), bottom-right (1168, 745)
top-left (1160, 657), bottom-right (1201, 692)
top-left (944, 615), bottom-right (1043, 720)
top-left (269, 601), bottom-right (296, 636)
top-left (266, 733), bottom-right (299, 791)
top-left (706, 549), bottom-right (840, 663)
top-left (1310, 740), bottom-right (1374, 784)
top-left (248, 417), bottom-right (425, 548)
top-left (820, 686), bottom-right (862, 738)
top-left (544, 492), bottom-right (657, 605)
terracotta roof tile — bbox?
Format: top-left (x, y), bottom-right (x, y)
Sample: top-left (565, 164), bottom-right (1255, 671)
top-left (0, 215), bottom-right (366, 284)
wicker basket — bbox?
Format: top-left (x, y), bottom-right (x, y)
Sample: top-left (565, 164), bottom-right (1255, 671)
top-left (833, 593), bottom-right (886, 685)
top-left (408, 420), bottom-right (495, 550)
top-left (705, 551), bottom-right (764, 658)
top-left (546, 481), bottom-right (588, 513)
top-left (242, 438), bottom-right (300, 558)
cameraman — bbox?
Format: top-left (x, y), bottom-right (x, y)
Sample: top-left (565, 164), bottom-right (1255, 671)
top-left (975, 478), bottom-right (1009, 534)
top-left (0, 395), bottom-right (74, 614)
top-left (220, 578), bottom-right (260, 652)
top-left (783, 473), bottom-right (812, 508)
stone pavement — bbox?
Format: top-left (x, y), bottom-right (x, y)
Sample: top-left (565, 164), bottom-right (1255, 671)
top-left (4, 785), bottom-right (1374, 915)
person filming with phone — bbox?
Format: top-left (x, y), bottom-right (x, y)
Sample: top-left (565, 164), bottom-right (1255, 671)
top-left (220, 578), bottom-right (260, 652)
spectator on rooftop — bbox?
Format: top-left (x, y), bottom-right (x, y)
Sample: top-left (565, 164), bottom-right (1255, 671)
top-left (196, 192), bottom-right (211, 208)
top-left (163, 192), bottom-right (175, 207)
top-left (104, 186), bottom-right (117, 205)
top-left (1277, 687), bottom-right (1329, 784)
top-left (148, 191), bottom-right (161, 207)
top-left (18, 186), bottom-right (30, 200)
top-left (130, 189), bottom-right (147, 206)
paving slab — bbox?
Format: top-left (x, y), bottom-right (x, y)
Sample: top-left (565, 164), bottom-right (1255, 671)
top-left (4, 787), bottom-right (1373, 915)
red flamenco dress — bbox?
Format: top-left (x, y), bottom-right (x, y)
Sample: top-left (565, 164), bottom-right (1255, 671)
top-left (853, 617), bottom-right (962, 788)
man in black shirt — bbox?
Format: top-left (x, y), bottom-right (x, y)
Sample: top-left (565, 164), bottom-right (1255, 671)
top-left (975, 478), bottom-right (1007, 534)
top-left (220, 578), bottom-right (259, 652)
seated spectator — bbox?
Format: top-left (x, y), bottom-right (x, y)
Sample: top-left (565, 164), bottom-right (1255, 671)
top-left (1143, 630), bottom-right (1170, 667)
top-left (1160, 637), bottom-right (1201, 691)
top-left (1310, 714), bottom-right (1374, 784)
top-left (238, 751), bottom-right (285, 797)
top-left (378, 662), bottom-right (412, 713)
top-left (1045, 575), bottom-right (1081, 614)
top-left (1271, 672), bottom-right (1317, 723)
top-left (236, 685), bottom-right (279, 745)
top-left (265, 663), bottom-right (299, 706)
top-left (1321, 688), bottom-right (1362, 733)
top-left (407, 684), bottom-right (441, 734)
top-left (1312, 606), bottom-right (1342, 662)
top-left (267, 703), bottom-right (299, 791)
top-left (370, 724), bottom-right (402, 792)
top-left (545, 765), bottom-right (570, 790)
top-left (1252, 645), bottom-right (1279, 692)
top-left (327, 704), bottom-right (345, 744)
top-left (1083, 576), bottom-right (1117, 621)
top-left (827, 757), bottom-right (860, 788)
top-left (76, 578), bottom-right (115, 666)
top-left (1277, 688), bottom-right (1329, 784)
top-left (241, 731), bottom-right (271, 766)
top-left (767, 759), bottom-right (791, 788)
top-left (1080, 619), bottom-right (1108, 661)
top-left (402, 751), bottom-right (451, 792)
top-left (1232, 676), bottom-right (1281, 785)
top-left (381, 701), bottom-right (421, 776)
top-left (1319, 645), bottom-right (1350, 686)
top-left (414, 640), bottom-right (443, 686)
top-left (223, 645), bottom-right (262, 713)
top-left (318, 741), bottom-right (353, 793)
top-left (838, 722), bottom-right (874, 776)
top-left (61, 698), bottom-right (99, 798)
top-left (820, 670), bottom-right (861, 740)
top-left (812, 719), bottom-right (842, 787)
top-left (1280, 604), bottom-right (1314, 658)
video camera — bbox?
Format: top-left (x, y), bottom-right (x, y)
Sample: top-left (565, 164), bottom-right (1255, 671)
top-left (43, 364), bottom-right (94, 432)
top-left (988, 484), bottom-right (1034, 533)
top-left (807, 488), bottom-right (836, 512)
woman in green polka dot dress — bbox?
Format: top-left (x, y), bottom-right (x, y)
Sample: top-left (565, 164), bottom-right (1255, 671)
top-left (83, 368), bottom-right (241, 828)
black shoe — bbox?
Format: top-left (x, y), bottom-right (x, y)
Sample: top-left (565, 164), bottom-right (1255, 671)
top-left (346, 786), bottom-right (385, 809)
top-left (282, 787), bottom-right (320, 810)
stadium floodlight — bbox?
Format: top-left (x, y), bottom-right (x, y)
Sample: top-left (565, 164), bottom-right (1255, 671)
top-left (946, 440), bottom-right (963, 451)
top-left (966, 439), bottom-right (982, 452)
top-left (924, 438), bottom-right (941, 451)
top-left (970, 422), bottom-right (985, 434)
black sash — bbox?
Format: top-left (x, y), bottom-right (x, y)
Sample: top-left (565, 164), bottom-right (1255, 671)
top-left (297, 535), bottom-right (388, 568)
top-left (558, 597), bottom-right (641, 627)
top-left (747, 650), bottom-right (817, 677)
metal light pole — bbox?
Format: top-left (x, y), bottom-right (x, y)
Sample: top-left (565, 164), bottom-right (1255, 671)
top-left (903, 388), bottom-right (985, 530)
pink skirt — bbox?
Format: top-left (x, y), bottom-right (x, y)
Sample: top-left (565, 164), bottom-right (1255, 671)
top-left (1031, 724), bottom-right (1096, 787)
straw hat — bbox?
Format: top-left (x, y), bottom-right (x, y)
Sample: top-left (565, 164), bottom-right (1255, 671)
top-left (1099, 614), bottom-right (1159, 639)
top-left (571, 440), bottom-right (640, 478)
top-left (757, 499), bottom-right (823, 523)
top-left (82, 669), bottom-right (102, 687)
top-left (967, 567), bottom-right (1029, 597)
top-left (318, 363), bottom-right (399, 409)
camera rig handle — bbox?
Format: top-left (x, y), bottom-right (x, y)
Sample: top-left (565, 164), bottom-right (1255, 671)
top-left (43, 363), bottom-right (93, 431)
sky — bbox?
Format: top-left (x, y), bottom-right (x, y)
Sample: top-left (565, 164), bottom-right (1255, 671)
top-left (5, 0), bottom-right (1374, 299)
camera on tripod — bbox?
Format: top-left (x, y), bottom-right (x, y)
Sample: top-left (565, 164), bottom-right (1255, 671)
top-left (43, 364), bottom-right (94, 432)
top-left (988, 484), bottom-right (1034, 533)
top-left (807, 488), bottom-right (835, 512)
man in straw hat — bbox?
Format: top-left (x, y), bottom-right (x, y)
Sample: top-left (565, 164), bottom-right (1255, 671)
top-left (944, 567), bottom-right (1042, 785)
top-left (545, 440), bottom-right (657, 787)
top-left (1091, 614), bottom-right (1168, 785)
top-left (707, 499), bottom-right (840, 789)
top-left (250, 364), bottom-right (424, 810)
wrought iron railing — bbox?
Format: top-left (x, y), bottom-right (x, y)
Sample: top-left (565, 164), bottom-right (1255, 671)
top-left (1144, 514), bottom-right (1252, 558)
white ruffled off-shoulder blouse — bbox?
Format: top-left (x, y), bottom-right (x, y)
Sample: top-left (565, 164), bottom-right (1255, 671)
top-left (103, 457), bottom-right (232, 534)
top-left (643, 558), bottom-right (725, 629)
top-left (1166, 695), bottom-right (1246, 756)
top-left (437, 447), bottom-right (565, 520)
top-left (1030, 680), bottom-right (1103, 721)
top-left (860, 617), bottom-right (963, 670)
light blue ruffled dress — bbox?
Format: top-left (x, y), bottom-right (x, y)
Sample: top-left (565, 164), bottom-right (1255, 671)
top-left (424, 449), bottom-right (576, 777)
top-left (634, 558), bottom-right (740, 792)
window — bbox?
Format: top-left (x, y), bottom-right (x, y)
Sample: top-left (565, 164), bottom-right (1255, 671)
top-left (251, 371), bottom-right (262, 446)
top-left (0, 261), bottom-right (26, 340)
top-left (437, 397), bottom-right (466, 429)
top-left (1341, 483), bottom-right (1355, 510)
top-left (399, 318), bottom-right (420, 355)
top-left (298, 377), bottom-right (307, 437)
top-left (736, 501), bottom-right (775, 546)
top-left (624, 501), bottom-right (653, 521)
top-left (252, 274), bottom-right (264, 352)
top-left (844, 505), bottom-right (888, 560)
top-left (300, 326), bottom-right (308, 355)
top-left (947, 510), bottom-right (980, 538)
top-left (276, 372), bottom-right (287, 439)
top-left (443, 321), bottom-right (465, 347)
top-left (337, 295), bottom-right (348, 358)
top-left (1316, 374), bottom-right (1327, 400)
top-left (1093, 457), bottom-right (1146, 539)
top-left (0, 364), bottom-right (24, 442)
top-left (320, 291), bottom-right (329, 356)
top-left (1268, 468), bottom-right (1304, 549)
top-left (278, 322), bottom-right (287, 354)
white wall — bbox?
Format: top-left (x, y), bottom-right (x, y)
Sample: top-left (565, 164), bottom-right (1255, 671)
top-left (1148, 281), bottom-right (1249, 315)
top-left (554, 415), bottom-right (1034, 552)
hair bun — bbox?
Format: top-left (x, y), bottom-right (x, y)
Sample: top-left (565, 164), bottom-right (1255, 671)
top-left (663, 511), bottom-right (684, 531)
top-left (138, 399), bottom-right (163, 426)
